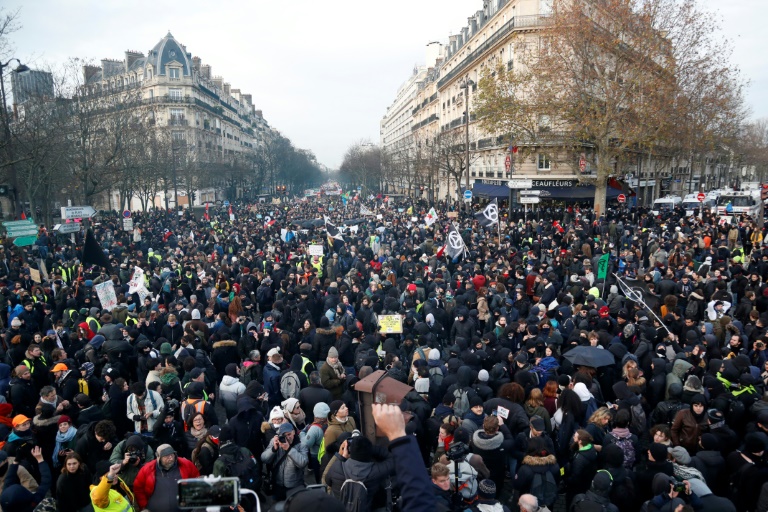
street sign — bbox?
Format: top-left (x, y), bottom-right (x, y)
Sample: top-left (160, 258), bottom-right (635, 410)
top-left (520, 196), bottom-right (541, 204)
top-left (697, 192), bottom-right (706, 202)
top-left (504, 155), bottom-right (511, 172)
top-left (463, 190), bottom-right (473, 202)
top-left (56, 223), bottom-right (81, 234)
top-left (2, 219), bottom-right (34, 228)
top-left (122, 218), bottom-right (133, 232)
top-left (617, 194), bottom-right (626, 203)
top-left (508, 179), bottom-right (533, 189)
top-left (123, 210), bottom-right (131, 218)
top-left (223, 200), bottom-right (230, 207)
top-left (13, 236), bottom-right (36, 247)
top-left (6, 226), bottom-right (38, 237)
top-left (520, 190), bottom-right (542, 196)
top-left (61, 206), bottom-right (95, 220)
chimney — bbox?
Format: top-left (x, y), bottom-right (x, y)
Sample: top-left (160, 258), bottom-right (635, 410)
top-left (449, 35), bottom-right (458, 54)
top-left (476, 10), bottom-right (485, 27)
top-left (192, 56), bottom-right (201, 71)
top-left (124, 51), bottom-right (143, 72)
top-left (242, 93), bottom-right (252, 106)
top-left (212, 77), bottom-right (223, 89)
top-left (457, 34), bottom-right (464, 47)
top-left (83, 65), bottom-right (101, 83)
top-left (470, 16), bottom-right (478, 34)
top-left (231, 88), bottom-right (241, 100)
top-left (201, 65), bottom-right (211, 79)
top-left (223, 83), bottom-right (231, 95)
top-left (255, 109), bottom-right (263, 118)
top-left (101, 59), bottom-right (123, 77)
top-left (461, 27), bottom-right (469, 44)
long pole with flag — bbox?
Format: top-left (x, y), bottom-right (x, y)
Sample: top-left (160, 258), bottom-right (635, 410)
top-left (614, 273), bottom-right (670, 334)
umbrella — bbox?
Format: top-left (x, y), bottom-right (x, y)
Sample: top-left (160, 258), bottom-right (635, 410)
top-left (563, 346), bottom-right (616, 368)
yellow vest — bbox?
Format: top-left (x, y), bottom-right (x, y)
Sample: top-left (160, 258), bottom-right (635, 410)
top-left (90, 477), bottom-right (135, 512)
top-left (85, 316), bottom-right (102, 332)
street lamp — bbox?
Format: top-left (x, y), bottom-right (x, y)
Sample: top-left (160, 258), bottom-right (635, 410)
top-left (0, 58), bottom-right (30, 218)
top-left (460, 76), bottom-right (474, 210)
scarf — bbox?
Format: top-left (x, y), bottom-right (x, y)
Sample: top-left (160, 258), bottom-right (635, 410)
top-left (189, 426), bottom-right (207, 442)
top-left (53, 426), bottom-right (77, 467)
top-left (326, 358), bottom-right (344, 378)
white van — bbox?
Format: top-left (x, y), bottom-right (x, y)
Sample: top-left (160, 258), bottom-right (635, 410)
top-left (682, 194), bottom-right (717, 217)
top-left (717, 190), bottom-right (761, 218)
top-left (651, 196), bottom-right (682, 216)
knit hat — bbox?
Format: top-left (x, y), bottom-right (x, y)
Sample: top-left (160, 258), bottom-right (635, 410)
top-left (160, 342), bottom-right (173, 355)
top-left (478, 479), bottom-right (496, 499)
top-left (268, 406), bottom-right (284, 422)
top-left (591, 471), bottom-right (613, 495)
top-left (328, 347), bottom-right (339, 359)
top-left (469, 395), bottom-right (484, 408)
top-left (281, 397), bottom-right (300, 413)
top-left (668, 446), bottom-right (691, 465)
top-left (329, 400), bottom-right (344, 417)
top-left (349, 436), bottom-right (373, 462)
top-left (529, 415), bottom-right (545, 432)
top-left (191, 309), bottom-right (201, 320)
top-left (414, 378), bottom-right (430, 394)
top-left (428, 349), bottom-right (440, 361)
top-left (649, 442), bottom-right (668, 462)
top-left (156, 444), bottom-right (175, 459)
top-left (126, 435), bottom-right (144, 449)
top-left (10, 318), bottom-right (21, 328)
top-left (219, 424), bottom-right (233, 444)
top-left (225, 363), bottom-right (238, 377)
top-left (313, 402), bottom-right (330, 419)
top-left (690, 393), bottom-right (707, 406)
top-left (745, 433), bottom-right (765, 455)
top-left (267, 347), bottom-right (281, 358)
top-left (700, 433), bottom-right (719, 451)
top-left (57, 415), bottom-right (72, 425)
top-left (515, 352), bottom-right (528, 364)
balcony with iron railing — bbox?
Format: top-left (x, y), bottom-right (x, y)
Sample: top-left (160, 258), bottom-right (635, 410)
top-left (168, 115), bottom-right (187, 126)
top-left (437, 14), bottom-right (550, 89)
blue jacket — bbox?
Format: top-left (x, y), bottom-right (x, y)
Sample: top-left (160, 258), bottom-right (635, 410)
top-left (0, 461), bottom-right (51, 511)
top-left (388, 435), bottom-right (434, 512)
top-left (263, 362), bottom-right (282, 407)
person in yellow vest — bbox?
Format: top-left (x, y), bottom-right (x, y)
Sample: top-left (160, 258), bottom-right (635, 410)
top-left (90, 461), bottom-right (136, 512)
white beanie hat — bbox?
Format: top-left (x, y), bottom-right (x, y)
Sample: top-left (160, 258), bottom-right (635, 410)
top-left (610, 285), bottom-right (618, 295)
top-left (428, 348), bottom-right (440, 361)
top-left (478, 369), bottom-right (490, 382)
top-left (414, 378), bottom-right (430, 394)
top-left (191, 309), bottom-right (201, 320)
top-left (269, 406), bottom-right (284, 422)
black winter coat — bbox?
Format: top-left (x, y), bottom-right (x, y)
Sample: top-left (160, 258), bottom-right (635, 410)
top-left (210, 340), bottom-right (239, 382)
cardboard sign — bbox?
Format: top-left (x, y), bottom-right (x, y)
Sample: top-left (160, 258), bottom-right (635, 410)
top-left (95, 281), bottom-right (118, 311)
top-left (308, 244), bottom-right (324, 256)
top-left (378, 314), bottom-right (403, 334)
top-left (29, 268), bottom-right (41, 283)
top-left (447, 212), bottom-right (458, 218)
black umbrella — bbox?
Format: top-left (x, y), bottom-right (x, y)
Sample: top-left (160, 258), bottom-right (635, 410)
top-left (563, 346), bottom-right (616, 368)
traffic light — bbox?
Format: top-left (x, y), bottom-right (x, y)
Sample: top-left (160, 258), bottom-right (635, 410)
top-left (191, 192), bottom-right (197, 201)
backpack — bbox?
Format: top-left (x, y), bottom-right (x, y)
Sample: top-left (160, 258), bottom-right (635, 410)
top-left (221, 449), bottom-right (260, 492)
top-left (609, 433), bottom-right (636, 469)
top-left (530, 357), bottom-right (560, 389)
top-left (530, 470), bottom-right (558, 507)
top-left (429, 366), bottom-right (444, 389)
top-left (453, 388), bottom-right (470, 418)
top-left (355, 348), bottom-right (376, 372)
top-left (629, 402), bottom-right (647, 433)
top-left (572, 494), bottom-right (609, 512)
top-left (339, 461), bottom-right (369, 512)
top-left (280, 371), bottom-right (301, 400)
top-left (182, 399), bottom-right (205, 431)
top-left (685, 300), bottom-right (699, 320)
top-left (727, 396), bottom-right (746, 425)
top-left (191, 441), bottom-right (215, 472)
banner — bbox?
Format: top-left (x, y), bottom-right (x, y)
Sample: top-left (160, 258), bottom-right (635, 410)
top-left (474, 198), bottom-right (499, 227)
top-left (378, 314), bottom-right (403, 334)
top-left (360, 204), bottom-right (374, 216)
top-left (308, 244), bottom-right (324, 256)
top-left (95, 281), bottom-right (118, 311)
top-left (29, 269), bottom-right (41, 283)
top-left (128, 266), bottom-right (150, 302)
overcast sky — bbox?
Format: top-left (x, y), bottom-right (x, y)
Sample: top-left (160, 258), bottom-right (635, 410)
top-left (3, 0), bottom-right (766, 169)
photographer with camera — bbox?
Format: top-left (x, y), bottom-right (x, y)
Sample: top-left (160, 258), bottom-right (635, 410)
top-left (260, 422), bottom-right (308, 502)
top-left (109, 434), bottom-right (155, 488)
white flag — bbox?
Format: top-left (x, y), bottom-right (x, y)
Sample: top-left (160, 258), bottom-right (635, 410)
top-left (424, 207), bottom-right (438, 226)
top-left (360, 204), bottom-right (374, 216)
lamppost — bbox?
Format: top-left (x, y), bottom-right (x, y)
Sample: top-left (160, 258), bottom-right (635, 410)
top-left (460, 76), bottom-right (474, 211)
top-left (0, 58), bottom-right (30, 218)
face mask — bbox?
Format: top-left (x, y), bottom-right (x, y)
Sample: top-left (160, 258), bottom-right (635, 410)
top-left (272, 422), bottom-right (282, 430)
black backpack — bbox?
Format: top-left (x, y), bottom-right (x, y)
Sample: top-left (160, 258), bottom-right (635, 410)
top-left (221, 448), bottom-right (260, 510)
top-left (530, 470), bottom-right (558, 508)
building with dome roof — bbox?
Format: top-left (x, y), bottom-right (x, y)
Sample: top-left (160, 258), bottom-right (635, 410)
top-left (80, 31), bottom-right (275, 209)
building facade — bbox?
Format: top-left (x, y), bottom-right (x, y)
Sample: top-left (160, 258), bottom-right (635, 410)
top-left (81, 32), bottom-right (276, 210)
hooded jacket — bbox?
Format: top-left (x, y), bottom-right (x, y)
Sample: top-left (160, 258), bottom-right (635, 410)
top-left (260, 436), bottom-right (308, 489)
top-left (513, 453), bottom-right (560, 495)
top-left (325, 453), bottom-right (396, 508)
top-left (665, 359), bottom-right (693, 399)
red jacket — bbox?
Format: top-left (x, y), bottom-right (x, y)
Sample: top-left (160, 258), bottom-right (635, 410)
top-left (133, 456), bottom-right (199, 509)
top-left (472, 274), bottom-right (486, 292)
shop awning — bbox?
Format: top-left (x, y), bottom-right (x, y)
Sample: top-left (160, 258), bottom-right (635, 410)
top-left (470, 182), bottom-right (622, 200)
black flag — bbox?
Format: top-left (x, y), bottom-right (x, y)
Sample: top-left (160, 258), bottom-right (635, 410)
top-left (474, 198), bottom-right (499, 227)
top-left (82, 229), bottom-right (111, 271)
top-left (445, 223), bottom-right (467, 260)
top-left (324, 216), bottom-right (344, 252)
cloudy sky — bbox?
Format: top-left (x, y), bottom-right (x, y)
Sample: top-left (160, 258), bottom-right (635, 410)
top-left (3, 0), bottom-right (766, 169)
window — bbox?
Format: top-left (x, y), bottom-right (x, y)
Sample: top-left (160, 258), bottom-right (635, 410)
top-left (538, 153), bottom-right (551, 170)
top-left (148, 89), bottom-right (154, 99)
top-left (169, 88), bottom-right (182, 100)
top-left (169, 68), bottom-right (180, 79)
top-left (172, 131), bottom-right (185, 141)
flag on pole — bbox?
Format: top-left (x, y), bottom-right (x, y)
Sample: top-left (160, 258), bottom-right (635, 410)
top-left (424, 207), bottom-right (438, 226)
top-left (445, 223), bottom-right (468, 260)
top-left (324, 216), bottom-right (344, 251)
top-left (597, 253), bottom-right (610, 281)
top-left (204, 202), bottom-right (210, 221)
top-left (82, 229), bottom-right (112, 271)
top-left (474, 198), bottom-right (499, 227)
top-left (406, 206), bottom-right (413, 215)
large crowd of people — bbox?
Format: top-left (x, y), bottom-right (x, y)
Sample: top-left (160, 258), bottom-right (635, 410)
top-left (0, 193), bottom-right (765, 512)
